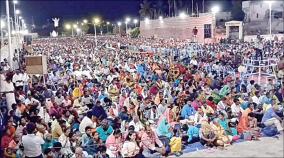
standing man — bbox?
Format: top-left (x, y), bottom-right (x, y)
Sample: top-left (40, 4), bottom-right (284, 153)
top-left (22, 122), bottom-right (45, 158)
top-left (192, 27), bottom-right (198, 43)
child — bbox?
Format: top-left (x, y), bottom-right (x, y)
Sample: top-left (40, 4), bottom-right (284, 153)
top-left (169, 129), bottom-right (183, 157)
top-left (96, 145), bottom-right (110, 158)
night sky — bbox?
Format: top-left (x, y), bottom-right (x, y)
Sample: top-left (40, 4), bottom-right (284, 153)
top-left (1, 0), bottom-right (233, 27)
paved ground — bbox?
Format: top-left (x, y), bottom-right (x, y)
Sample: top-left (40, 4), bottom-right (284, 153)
top-left (180, 136), bottom-right (284, 157)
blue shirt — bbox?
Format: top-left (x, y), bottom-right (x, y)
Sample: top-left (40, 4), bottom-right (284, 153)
top-left (96, 126), bottom-right (113, 142)
top-left (187, 125), bottom-right (199, 142)
top-left (260, 96), bottom-right (272, 105)
top-left (261, 108), bottom-right (277, 123)
top-left (181, 104), bottom-right (196, 119)
top-left (241, 101), bottom-right (249, 110)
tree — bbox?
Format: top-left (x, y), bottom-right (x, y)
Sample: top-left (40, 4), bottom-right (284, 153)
top-left (139, 0), bottom-right (154, 18)
top-left (231, 0), bottom-right (245, 21)
top-left (82, 24), bottom-right (90, 34)
top-left (130, 27), bottom-right (140, 38)
top-left (168, 0), bottom-right (174, 17)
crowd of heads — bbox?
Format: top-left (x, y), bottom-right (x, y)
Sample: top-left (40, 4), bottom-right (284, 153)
top-left (0, 35), bottom-right (283, 158)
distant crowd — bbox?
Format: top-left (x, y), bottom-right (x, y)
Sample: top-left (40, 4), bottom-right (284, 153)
top-left (0, 35), bottom-right (283, 158)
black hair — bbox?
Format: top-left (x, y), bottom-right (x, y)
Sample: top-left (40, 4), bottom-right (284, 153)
top-left (86, 111), bottom-right (93, 119)
top-left (128, 125), bottom-right (135, 131)
top-left (208, 96), bottom-right (213, 101)
top-left (44, 148), bottom-right (52, 155)
top-left (248, 112), bottom-right (255, 118)
top-left (233, 98), bottom-right (239, 103)
top-left (53, 142), bottom-right (62, 151)
top-left (125, 130), bottom-right (136, 141)
top-left (98, 145), bottom-right (107, 152)
top-left (113, 129), bottom-right (121, 135)
top-left (85, 126), bottom-right (92, 132)
top-left (26, 122), bottom-right (36, 134)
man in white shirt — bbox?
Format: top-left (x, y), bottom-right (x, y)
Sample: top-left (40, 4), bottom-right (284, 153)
top-left (129, 115), bottom-right (144, 132)
top-left (79, 111), bottom-right (96, 133)
top-left (231, 98), bottom-right (243, 122)
top-left (22, 122), bottom-right (45, 158)
top-left (12, 70), bottom-right (24, 90)
top-left (190, 58), bottom-right (198, 66)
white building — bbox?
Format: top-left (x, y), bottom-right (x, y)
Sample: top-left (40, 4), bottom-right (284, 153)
top-left (215, 12), bottom-right (231, 22)
top-left (242, 1), bottom-right (284, 35)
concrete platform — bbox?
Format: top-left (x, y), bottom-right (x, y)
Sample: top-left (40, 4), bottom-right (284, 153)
top-left (179, 136), bottom-right (284, 157)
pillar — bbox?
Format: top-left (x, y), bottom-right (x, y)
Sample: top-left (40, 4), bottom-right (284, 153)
top-left (239, 22), bottom-right (243, 40)
top-left (226, 25), bottom-right (230, 38)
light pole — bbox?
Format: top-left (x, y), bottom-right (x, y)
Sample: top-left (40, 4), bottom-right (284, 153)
top-left (76, 28), bottom-right (81, 36)
top-left (93, 18), bottom-right (100, 47)
top-left (73, 24), bottom-right (77, 37)
top-left (13, 0), bottom-right (18, 32)
top-left (6, 0), bottom-right (12, 66)
top-left (106, 21), bottom-right (110, 34)
top-left (117, 22), bottom-right (121, 34)
top-left (211, 6), bottom-right (220, 42)
top-left (19, 16), bottom-right (22, 31)
top-left (0, 19), bottom-right (5, 61)
top-left (265, 1), bottom-right (273, 37)
top-left (133, 19), bottom-right (138, 28)
top-left (125, 17), bottom-right (130, 34)
top-left (15, 9), bottom-right (20, 32)
top-left (65, 24), bottom-right (73, 36)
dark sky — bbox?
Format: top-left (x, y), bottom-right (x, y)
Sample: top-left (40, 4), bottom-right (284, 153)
top-left (1, 0), bottom-right (233, 27)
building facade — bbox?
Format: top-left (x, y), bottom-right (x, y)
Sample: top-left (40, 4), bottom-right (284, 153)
top-left (242, 1), bottom-right (284, 35)
top-left (140, 13), bottom-right (218, 43)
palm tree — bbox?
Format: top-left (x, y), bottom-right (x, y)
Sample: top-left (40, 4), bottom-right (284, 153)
top-left (168, 0), bottom-right (174, 17)
top-left (174, 0), bottom-right (177, 16)
top-left (152, 0), bottom-right (165, 18)
top-left (139, 0), bottom-right (154, 18)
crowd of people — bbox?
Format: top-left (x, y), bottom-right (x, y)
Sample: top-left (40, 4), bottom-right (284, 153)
top-left (0, 35), bottom-right (283, 158)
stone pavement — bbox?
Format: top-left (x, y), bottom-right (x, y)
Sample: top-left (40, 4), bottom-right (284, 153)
top-left (178, 136), bottom-right (284, 157)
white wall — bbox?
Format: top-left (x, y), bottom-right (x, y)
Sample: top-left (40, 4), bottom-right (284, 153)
top-left (244, 33), bottom-right (284, 42)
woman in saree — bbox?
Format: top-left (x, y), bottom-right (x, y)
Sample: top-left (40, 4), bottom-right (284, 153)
top-left (157, 104), bottom-right (175, 127)
top-left (237, 103), bottom-right (260, 139)
top-left (211, 119), bottom-right (232, 148)
top-left (156, 117), bottom-right (173, 155)
top-left (199, 120), bottom-right (217, 148)
top-left (218, 113), bottom-right (238, 137)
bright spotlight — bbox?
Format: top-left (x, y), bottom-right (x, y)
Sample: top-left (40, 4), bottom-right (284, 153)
top-left (83, 19), bottom-right (88, 24)
top-left (0, 19), bottom-right (5, 28)
top-left (133, 19), bottom-right (138, 24)
top-left (13, 0), bottom-right (18, 4)
top-left (65, 24), bottom-right (71, 30)
top-left (107, 21), bottom-right (110, 25)
top-left (179, 12), bottom-right (187, 19)
top-left (94, 18), bottom-right (100, 24)
top-left (15, 9), bottom-right (20, 15)
top-left (145, 17), bottom-right (150, 23)
top-left (264, 1), bottom-right (274, 5)
top-left (211, 6), bottom-right (220, 14)
top-left (125, 17), bottom-right (131, 23)
top-left (76, 28), bottom-right (81, 32)
top-left (73, 24), bottom-right (78, 28)
top-left (159, 16), bottom-right (163, 20)
top-left (117, 22), bottom-right (122, 26)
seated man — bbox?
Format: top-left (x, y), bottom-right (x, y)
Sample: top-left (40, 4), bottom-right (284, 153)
top-left (181, 99), bottom-right (196, 120)
top-left (261, 105), bottom-right (283, 134)
top-left (141, 125), bottom-right (166, 157)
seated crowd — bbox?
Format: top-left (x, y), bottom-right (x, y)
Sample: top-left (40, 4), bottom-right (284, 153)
top-left (0, 36), bottom-right (283, 158)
